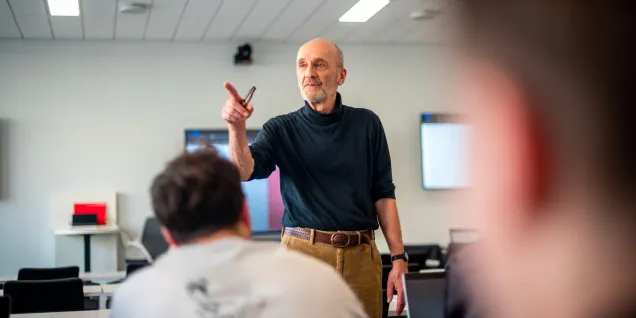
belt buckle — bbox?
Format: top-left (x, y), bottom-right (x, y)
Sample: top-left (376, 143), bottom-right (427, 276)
top-left (331, 232), bottom-right (350, 248)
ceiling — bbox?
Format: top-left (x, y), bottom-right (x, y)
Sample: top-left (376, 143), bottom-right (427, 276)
top-left (0, 0), bottom-right (449, 44)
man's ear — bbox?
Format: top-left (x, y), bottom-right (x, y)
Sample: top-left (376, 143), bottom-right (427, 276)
top-left (160, 227), bottom-right (178, 248)
top-left (239, 199), bottom-right (252, 234)
top-left (338, 68), bottom-right (347, 86)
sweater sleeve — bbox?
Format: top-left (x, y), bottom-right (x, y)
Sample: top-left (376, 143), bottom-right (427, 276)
top-left (371, 114), bottom-right (396, 201)
top-left (248, 120), bottom-right (278, 181)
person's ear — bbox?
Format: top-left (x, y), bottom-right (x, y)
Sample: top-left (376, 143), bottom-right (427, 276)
top-left (160, 227), bottom-right (178, 248)
top-left (466, 62), bottom-right (550, 228)
top-left (338, 67), bottom-right (347, 86)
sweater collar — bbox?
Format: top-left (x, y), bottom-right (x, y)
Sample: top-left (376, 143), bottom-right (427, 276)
top-left (301, 92), bottom-right (344, 125)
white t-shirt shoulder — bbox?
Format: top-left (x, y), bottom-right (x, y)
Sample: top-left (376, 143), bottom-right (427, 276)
top-left (110, 239), bottom-right (367, 318)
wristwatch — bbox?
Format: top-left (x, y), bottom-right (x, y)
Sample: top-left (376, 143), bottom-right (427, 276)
top-left (391, 253), bottom-right (408, 263)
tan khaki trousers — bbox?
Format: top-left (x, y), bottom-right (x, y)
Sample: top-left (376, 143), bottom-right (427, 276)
top-left (281, 229), bottom-right (383, 318)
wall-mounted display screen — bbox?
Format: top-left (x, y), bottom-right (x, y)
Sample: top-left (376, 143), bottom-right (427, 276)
top-left (420, 113), bottom-right (470, 190)
top-left (185, 129), bottom-right (283, 233)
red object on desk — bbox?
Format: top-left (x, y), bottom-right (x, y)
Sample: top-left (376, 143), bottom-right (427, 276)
top-left (73, 203), bottom-right (107, 225)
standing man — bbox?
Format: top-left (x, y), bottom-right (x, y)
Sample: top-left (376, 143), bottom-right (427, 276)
top-left (221, 38), bottom-right (408, 318)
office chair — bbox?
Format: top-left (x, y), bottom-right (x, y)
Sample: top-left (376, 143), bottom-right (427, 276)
top-left (0, 295), bottom-right (10, 317)
top-left (140, 217), bottom-right (169, 261)
top-left (121, 217), bottom-right (169, 263)
top-left (3, 278), bottom-right (85, 313)
top-left (17, 266), bottom-right (79, 281)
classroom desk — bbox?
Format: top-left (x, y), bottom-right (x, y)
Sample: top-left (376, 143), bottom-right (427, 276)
top-left (54, 225), bottom-right (120, 272)
top-left (0, 271), bottom-right (125, 285)
top-left (14, 310), bottom-right (109, 317)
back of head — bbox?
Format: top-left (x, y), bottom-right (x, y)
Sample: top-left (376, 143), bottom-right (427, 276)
top-left (455, 0), bottom-right (636, 203)
top-left (150, 149), bottom-right (245, 244)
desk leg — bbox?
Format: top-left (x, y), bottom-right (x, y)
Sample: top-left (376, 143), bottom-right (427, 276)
top-left (83, 234), bottom-right (92, 272)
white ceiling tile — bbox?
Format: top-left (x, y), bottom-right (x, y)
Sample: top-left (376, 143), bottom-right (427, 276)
top-left (261, 0), bottom-right (326, 41)
top-left (50, 16), bottom-right (82, 39)
top-left (81, 0), bottom-right (116, 39)
top-left (366, 19), bottom-right (420, 44)
top-left (173, 0), bottom-right (221, 41)
top-left (318, 22), bottom-right (358, 42)
top-left (8, 0), bottom-right (52, 39)
top-left (232, 0), bottom-right (290, 41)
top-left (115, 0), bottom-right (152, 40)
top-left (287, 0), bottom-right (357, 43)
top-left (395, 18), bottom-right (446, 44)
top-left (144, 0), bottom-right (187, 40)
top-left (0, 0), bottom-right (21, 38)
top-left (203, 0), bottom-right (258, 41)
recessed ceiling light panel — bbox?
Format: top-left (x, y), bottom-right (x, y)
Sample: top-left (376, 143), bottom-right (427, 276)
top-left (339, 0), bottom-right (390, 23)
top-left (47, 0), bottom-right (80, 17)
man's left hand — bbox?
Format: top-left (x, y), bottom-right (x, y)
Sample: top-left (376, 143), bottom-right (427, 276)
top-left (386, 259), bottom-right (408, 316)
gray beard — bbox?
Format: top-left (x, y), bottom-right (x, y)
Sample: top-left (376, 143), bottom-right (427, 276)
top-left (300, 86), bottom-right (328, 104)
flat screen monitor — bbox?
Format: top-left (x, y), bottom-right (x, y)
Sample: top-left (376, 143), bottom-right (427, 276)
top-left (185, 129), bottom-right (283, 233)
top-left (420, 113), bottom-right (470, 190)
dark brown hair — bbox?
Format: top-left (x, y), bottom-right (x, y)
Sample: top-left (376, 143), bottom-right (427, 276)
top-left (455, 0), bottom-right (636, 202)
top-left (150, 148), bottom-right (244, 244)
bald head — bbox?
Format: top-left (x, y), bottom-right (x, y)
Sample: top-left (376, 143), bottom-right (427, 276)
top-left (295, 38), bottom-right (347, 108)
top-left (298, 38), bottom-right (344, 69)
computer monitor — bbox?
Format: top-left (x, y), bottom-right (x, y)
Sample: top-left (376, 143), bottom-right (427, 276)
top-left (184, 129), bottom-right (284, 234)
top-left (420, 113), bottom-right (470, 190)
top-left (404, 271), bottom-right (447, 318)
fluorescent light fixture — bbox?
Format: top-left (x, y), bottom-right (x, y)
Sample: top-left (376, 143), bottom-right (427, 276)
top-left (47, 0), bottom-right (80, 16)
top-left (339, 0), bottom-right (390, 23)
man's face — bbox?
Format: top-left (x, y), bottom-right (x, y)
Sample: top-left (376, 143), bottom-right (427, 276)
top-left (296, 41), bottom-right (343, 104)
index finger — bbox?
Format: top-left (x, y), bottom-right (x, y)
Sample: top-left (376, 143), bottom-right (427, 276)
top-left (223, 82), bottom-right (243, 102)
top-left (396, 288), bottom-right (406, 316)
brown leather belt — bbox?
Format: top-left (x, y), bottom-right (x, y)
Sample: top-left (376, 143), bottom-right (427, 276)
top-left (283, 227), bottom-right (374, 248)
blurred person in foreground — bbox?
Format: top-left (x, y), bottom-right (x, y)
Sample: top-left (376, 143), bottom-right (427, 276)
top-left (110, 149), bottom-right (367, 318)
top-left (453, 1), bottom-right (636, 318)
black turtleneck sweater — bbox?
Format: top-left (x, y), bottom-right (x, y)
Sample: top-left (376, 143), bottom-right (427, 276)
top-left (248, 93), bottom-right (396, 231)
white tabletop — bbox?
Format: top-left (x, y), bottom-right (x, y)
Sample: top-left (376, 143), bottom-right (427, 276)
top-left (0, 271), bottom-right (125, 285)
top-left (14, 310), bottom-right (109, 317)
top-left (54, 225), bottom-right (120, 236)
top-left (388, 294), bottom-right (407, 316)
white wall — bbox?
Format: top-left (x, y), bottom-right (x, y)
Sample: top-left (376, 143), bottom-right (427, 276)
top-left (0, 40), bottom-right (462, 275)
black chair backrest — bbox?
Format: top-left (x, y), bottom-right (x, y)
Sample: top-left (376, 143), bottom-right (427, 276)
top-left (140, 217), bottom-right (169, 261)
top-left (3, 278), bottom-right (85, 314)
top-left (404, 245), bottom-right (445, 270)
top-left (17, 266), bottom-right (79, 281)
top-left (403, 271), bottom-right (447, 318)
top-left (0, 295), bottom-right (10, 318)
top-left (126, 261), bottom-right (149, 277)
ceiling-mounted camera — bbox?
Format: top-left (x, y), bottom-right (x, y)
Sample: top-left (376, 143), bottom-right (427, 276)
top-left (234, 43), bottom-right (253, 65)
